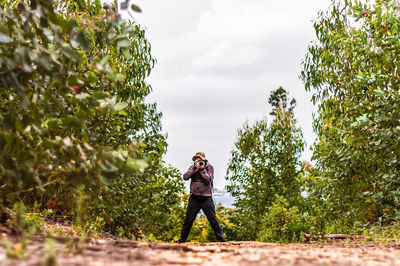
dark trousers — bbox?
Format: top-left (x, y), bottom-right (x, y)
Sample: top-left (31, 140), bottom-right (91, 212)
top-left (179, 195), bottom-right (225, 242)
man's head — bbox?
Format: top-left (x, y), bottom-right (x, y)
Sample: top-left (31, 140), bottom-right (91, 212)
top-left (192, 152), bottom-right (207, 162)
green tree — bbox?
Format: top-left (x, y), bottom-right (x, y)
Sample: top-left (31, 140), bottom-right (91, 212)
top-left (94, 164), bottom-right (186, 241)
top-left (225, 88), bottom-right (305, 240)
top-left (257, 195), bottom-right (310, 243)
top-left (0, 0), bottom-right (185, 240)
top-left (0, 0), bottom-right (145, 203)
top-left (301, 0), bottom-right (400, 227)
top-left (268, 86), bottom-right (296, 116)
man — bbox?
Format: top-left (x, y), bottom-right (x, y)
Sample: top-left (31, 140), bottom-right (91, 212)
top-left (178, 152), bottom-right (226, 243)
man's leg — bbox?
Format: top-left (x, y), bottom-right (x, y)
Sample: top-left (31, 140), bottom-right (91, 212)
top-left (201, 197), bottom-right (226, 242)
top-left (178, 196), bottom-right (201, 243)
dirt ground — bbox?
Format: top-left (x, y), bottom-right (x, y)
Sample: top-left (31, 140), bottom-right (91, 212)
top-left (1, 237), bottom-right (400, 266)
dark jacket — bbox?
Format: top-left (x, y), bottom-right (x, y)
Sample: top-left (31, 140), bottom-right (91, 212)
top-left (183, 163), bottom-right (214, 196)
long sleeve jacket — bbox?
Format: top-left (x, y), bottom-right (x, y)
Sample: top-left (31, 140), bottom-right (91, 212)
top-left (183, 163), bottom-right (214, 196)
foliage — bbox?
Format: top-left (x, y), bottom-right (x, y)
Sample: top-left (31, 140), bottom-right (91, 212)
top-left (257, 195), bottom-right (310, 243)
top-left (186, 215), bottom-right (212, 243)
top-left (301, 0), bottom-right (400, 228)
top-left (364, 222), bottom-right (400, 242)
top-left (217, 206), bottom-right (237, 241)
top-left (0, 0), bottom-right (185, 241)
top-left (42, 238), bottom-right (58, 266)
top-left (186, 203), bottom-right (234, 242)
top-left (299, 162), bottom-right (330, 235)
top-left (226, 88), bottom-right (305, 240)
top-left (0, 238), bottom-right (29, 259)
top-left (0, 202), bottom-right (45, 259)
top-left (12, 201), bottom-right (44, 237)
top-left (0, 0), bottom-right (148, 204)
top-left (90, 164), bottom-right (185, 241)
top-left (268, 86), bottom-right (296, 116)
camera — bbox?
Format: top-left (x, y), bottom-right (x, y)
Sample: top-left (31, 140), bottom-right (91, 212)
top-left (195, 160), bottom-right (205, 167)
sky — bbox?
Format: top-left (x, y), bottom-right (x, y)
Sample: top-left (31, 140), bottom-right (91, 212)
top-left (132, 0), bottom-right (333, 189)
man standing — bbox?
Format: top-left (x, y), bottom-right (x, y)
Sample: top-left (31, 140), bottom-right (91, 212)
top-left (178, 152), bottom-right (226, 243)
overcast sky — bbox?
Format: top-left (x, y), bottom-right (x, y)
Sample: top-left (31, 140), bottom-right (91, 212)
top-left (133, 0), bottom-right (333, 189)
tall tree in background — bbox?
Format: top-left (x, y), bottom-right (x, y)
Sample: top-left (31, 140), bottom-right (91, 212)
top-left (268, 86), bottom-right (297, 116)
top-left (301, 0), bottom-right (400, 228)
top-left (225, 88), bottom-right (304, 240)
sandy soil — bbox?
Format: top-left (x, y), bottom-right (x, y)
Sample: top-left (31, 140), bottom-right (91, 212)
top-left (1, 237), bottom-right (400, 266)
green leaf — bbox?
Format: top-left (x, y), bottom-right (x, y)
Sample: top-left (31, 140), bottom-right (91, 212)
top-left (99, 55), bottom-right (109, 65)
top-left (114, 102), bottom-right (128, 111)
top-left (117, 39), bottom-right (130, 48)
top-left (76, 32), bottom-right (90, 51)
top-left (92, 91), bottom-right (109, 99)
top-left (356, 115), bottom-right (369, 124)
top-left (126, 158), bottom-right (148, 172)
top-left (58, 18), bottom-right (75, 33)
top-left (0, 33), bottom-right (12, 43)
top-left (115, 73), bottom-right (125, 81)
top-left (71, 32), bottom-right (89, 50)
top-left (135, 160), bottom-right (148, 171)
top-left (122, 48), bottom-right (131, 59)
top-left (36, 56), bottom-right (53, 71)
top-left (63, 115), bottom-right (83, 129)
top-left (120, 1), bottom-right (129, 9)
top-left (61, 44), bottom-right (77, 62)
top-left (45, 118), bottom-right (62, 129)
top-left (118, 110), bottom-right (128, 116)
top-left (131, 4), bottom-right (142, 13)
top-left (373, 88), bottom-right (384, 97)
top-left (0, 22), bottom-right (7, 34)
top-left (87, 71), bottom-right (98, 84)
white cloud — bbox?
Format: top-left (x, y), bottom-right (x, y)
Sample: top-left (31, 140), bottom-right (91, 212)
top-left (191, 42), bottom-right (265, 72)
top-left (134, 0), bottom-right (332, 188)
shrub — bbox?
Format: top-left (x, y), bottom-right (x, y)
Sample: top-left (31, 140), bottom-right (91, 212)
top-left (0, 0), bottom-right (188, 241)
top-left (301, 0), bottom-right (400, 226)
top-left (88, 164), bottom-right (185, 241)
top-left (257, 195), bottom-right (310, 243)
top-left (226, 88), bottom-right (304, 240)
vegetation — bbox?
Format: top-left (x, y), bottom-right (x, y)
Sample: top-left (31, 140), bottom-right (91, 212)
top-left (185, 203), bottom-right (235, 242)
top-left (225, 87), bottom-right (306, 242)
top-left (0, 0), bottom-right (184, 243)
top-left (257, 196), bottom-right (310, 243)
top-left (223, 0), bottom-right (400, 242)
top-left (1, 0), bottom-right (400, 258)
top-left (301, 0), bottom-right (400, 232)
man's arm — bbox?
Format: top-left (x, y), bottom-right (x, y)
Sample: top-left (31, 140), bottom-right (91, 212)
top-left (183, 165), bottom-right (197, 180)
top-left (199, 164), bottom-right (213, 185)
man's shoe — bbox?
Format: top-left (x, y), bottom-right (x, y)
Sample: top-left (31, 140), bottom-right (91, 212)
top-left (218, 239), bottom-right (227, 242)
top-left (177, 239), bottom-right (185, 243)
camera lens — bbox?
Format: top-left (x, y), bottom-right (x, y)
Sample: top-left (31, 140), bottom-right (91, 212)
top-left (199, 161), bottom-right (204, 166)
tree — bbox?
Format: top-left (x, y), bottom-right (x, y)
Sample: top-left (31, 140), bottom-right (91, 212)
top-left (225, 88), bottom-right (304, 240)
top-left (0, 0), bottom-right (144, 202)
top-left (301, 0), bottom-right (400, 227)
top-left (268, 86), bottom-right (296, 116)
top-left (0, 0), bottom-right (185, 240)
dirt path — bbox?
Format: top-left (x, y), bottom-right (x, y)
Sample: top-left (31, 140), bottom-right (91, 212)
top-left (1, 237), bottom-right (400, 265)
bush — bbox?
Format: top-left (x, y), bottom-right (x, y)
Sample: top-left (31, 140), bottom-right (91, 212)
top-left (0, 0), bottom-right (150, 206)
top-left (257, 195), bottom-right (310, 243)
top-left (226, 88), bottom-right (304, 240)
top-left (0, 0), bottom-right (186, 241)
top-left (301, 0), bottom-right (400, 226)
top-left (12, 202), bottom-right (44, 237)
top-left (88, 165), bottom-right (185, 241)
top-left (184, 203), bottom-right (234, 243)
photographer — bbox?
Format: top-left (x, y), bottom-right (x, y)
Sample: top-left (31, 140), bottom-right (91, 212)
top-left (178, 152), bottom-right (226, 243)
